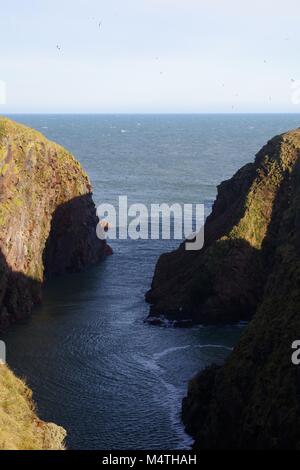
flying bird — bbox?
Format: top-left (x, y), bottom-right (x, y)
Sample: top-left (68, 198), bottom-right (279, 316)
top-left (56, 45), bottom-right (61, 51)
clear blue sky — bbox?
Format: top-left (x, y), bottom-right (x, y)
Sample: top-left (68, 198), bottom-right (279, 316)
top-left (0, 0), bottom-right (300, 113)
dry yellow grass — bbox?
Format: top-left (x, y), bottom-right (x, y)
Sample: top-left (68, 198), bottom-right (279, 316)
top-left (0, 364), bottom-right (66, 450)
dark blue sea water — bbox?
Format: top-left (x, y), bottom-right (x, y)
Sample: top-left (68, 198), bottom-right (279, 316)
top-left (3, 114), bottom-right (300, 449)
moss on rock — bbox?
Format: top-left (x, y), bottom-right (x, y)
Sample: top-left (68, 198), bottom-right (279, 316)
top-left (146, 129), bottom-right (300, 325)
top-left (0, 117), bottom-right (109, 329)
top-left (178, 128), bottom-right (300, 448)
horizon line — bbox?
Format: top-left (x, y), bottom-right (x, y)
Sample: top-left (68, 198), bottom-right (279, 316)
top-left (2, 111), bottom-right (300, 116)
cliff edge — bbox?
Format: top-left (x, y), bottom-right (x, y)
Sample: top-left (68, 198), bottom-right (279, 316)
top-left (0, 117), bottom-right (110, 330)
top-left (147, 127), bottom-right (300, 448)
top-left (146, 129), bottom-right (300, 326)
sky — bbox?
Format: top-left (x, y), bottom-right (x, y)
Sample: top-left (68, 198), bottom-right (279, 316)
top-left (0, 0), bottom-right (300, 113)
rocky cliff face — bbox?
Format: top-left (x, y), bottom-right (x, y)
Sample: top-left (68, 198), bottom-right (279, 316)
top-left (0, 117), bottom-right (110, 329)
top-left (0, 364), bottom-right (66, 450)
top-left (150, 128), bottom-right (300, 448)
top-left (146, 129), bottom-right (300, 326)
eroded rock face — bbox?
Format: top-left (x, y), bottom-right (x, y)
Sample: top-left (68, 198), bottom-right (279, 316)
top-left (182, 226), bottom-right (300, 449)
top-left (146, 128), bottom-right (300, 448)
top-left (0, 117), bottom-right (110, 329)
top-left (146, 129), bottom-right (300, 326)
top-left (174, 129), bottom-right (300, 448)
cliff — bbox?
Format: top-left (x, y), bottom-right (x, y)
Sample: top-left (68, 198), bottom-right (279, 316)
top-left (0, 117), bottom-right (110, 330)
top-left (148, 127), bottom-right (300, 448)
top-left (0, 364), bottom-right (66, 450)
top-left (146, 129), bottom-right (300, 326)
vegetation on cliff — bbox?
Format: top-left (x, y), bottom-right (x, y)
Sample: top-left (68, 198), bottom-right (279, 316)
top-left (0, 117), bottom-right (109, 330)
top-left (0, 364), bottom-right (66, 450)
top-left (0, 117), bottom-right (111, 449)
top-left (147, 128), bottom-right (300, 448)
top-left (146, 129), bottom-right (300, 325)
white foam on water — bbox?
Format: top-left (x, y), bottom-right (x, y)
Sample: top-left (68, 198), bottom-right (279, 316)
top-left (134, 354), bottom-right (163, 374)
top-left (134, 341), bottom-right (234, 449)
top-left (154, 343), bottom-right (233, 361)
top-left (163, 383), bottom-right (194, 449)
top-left (135, 351), bottom-right (193, 448)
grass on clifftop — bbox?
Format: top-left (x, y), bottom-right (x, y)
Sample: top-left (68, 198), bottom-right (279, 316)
top-left (0, 364), bottom-right (66, 450)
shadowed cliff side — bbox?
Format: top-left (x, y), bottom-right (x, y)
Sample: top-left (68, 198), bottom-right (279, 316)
top-left (0, 117), bottom-right (110, 330)
top-left (146, 129), bottom-right (300, 325)
top-left (182, 151), bottom-right (300, 447)
top-left (164, 128), bottom-right (300, 448)
top-left (0, 117), bottom-right (111, 448)
top-left (145, 127), bottom-right (300, 447)
top-left (43, 195), bottom-right (112, 278)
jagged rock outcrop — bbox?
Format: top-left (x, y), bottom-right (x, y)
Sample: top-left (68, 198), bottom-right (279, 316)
top-left (0, 364), bottom-right (66, 450)
top-left (153, 128), bottom-right (300, 448)
top-left (146, 129), bottom-right (300, 326)
top-left (0, 117), bottom-right (110, 330)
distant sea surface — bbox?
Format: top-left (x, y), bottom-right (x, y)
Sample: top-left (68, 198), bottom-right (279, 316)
top-left (3, 114), bottom-right (300, 449)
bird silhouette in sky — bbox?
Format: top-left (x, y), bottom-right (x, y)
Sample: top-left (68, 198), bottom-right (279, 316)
top-left (56, 45), bottom-right (61, 51)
